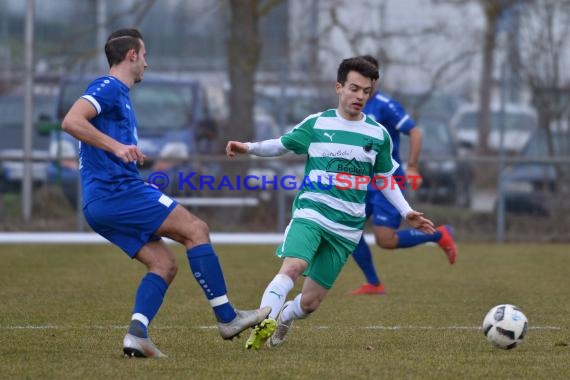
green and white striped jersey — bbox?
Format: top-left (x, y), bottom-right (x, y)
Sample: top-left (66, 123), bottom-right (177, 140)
top-left (280, 109), bottom-right (398, 244)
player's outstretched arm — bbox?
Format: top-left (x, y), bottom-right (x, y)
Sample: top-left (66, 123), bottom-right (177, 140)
top-left (226, 138), bottom-right (290, 158)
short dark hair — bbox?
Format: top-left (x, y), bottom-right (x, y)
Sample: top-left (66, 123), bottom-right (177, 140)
top-left (358, 55), bottom-right (379, 70)
top-left (104, 28), bottom-right (144, 68)
top-left (337, 57), bottom-right (379, 85)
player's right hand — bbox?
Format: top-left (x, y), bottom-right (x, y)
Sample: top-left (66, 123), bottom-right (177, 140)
top-left (115, 144), bottom-right (146, 165)
top-left (226, 141), bottom-right (248, 158)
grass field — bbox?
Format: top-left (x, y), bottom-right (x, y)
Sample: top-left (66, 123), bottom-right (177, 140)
top-left (1, 242), bottom-right (569, 379)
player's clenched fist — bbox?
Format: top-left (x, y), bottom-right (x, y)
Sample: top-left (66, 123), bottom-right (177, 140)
top-left (226, 141), bottom-right (248, 157)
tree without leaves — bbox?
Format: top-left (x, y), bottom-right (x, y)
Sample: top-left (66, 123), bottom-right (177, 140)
top-left (435, 0), bottom-right (528, 153)
top-left (515, 0), bottom-right (570, 159)
top-left (51, 0), bottom-right (158, 69)
top-left (318, 0), bottom-right (477, 121)
top-left (226, 0), bottom-right (283, 142)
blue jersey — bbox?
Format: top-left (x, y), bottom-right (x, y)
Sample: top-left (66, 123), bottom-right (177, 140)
top-left (363, 91), bottom-right (416, 178)
top-left (79, 76), bottom-right (143, 206)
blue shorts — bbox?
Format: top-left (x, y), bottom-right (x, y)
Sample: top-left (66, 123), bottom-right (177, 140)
top-left (83, 184), bottom-right (178, 258)
top-left (366, 189), bottom-right (403, 229)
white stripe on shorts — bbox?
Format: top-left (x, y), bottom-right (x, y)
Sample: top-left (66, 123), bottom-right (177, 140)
top-left (158, 194), bottom-right (173, 207)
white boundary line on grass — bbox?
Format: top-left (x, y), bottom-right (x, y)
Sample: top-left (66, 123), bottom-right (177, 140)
top-left (0, 324), bottom-right (562, 331)
top-left (0, 232), bottom-right (379, 245)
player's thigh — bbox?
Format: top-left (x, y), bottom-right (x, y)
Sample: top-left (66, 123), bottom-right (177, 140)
top-left (372, 225), bottom-right (399, 248)
top-left (155, 204), bottom-right (210, 246)
top-left (305, 233), bottom-right (355, 290)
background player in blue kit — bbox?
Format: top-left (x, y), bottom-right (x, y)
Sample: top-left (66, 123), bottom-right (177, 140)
top-left (61, 28), bottom-right (269, 357)
top-left (348, 55), bottom-right (457, 296)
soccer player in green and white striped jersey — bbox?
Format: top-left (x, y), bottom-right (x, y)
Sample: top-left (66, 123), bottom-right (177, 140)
top-left (226, 57), bottom-right (435, 350)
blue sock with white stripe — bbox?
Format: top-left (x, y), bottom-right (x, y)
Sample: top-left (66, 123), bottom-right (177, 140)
top-left (129, 272), bottom-right (169, 338)
top-left (396, 229), bottom-right (442, 248)
top-left (352, 236), bottom-right (381, 285)
top-left (187, 244), bottom-right (237, 323)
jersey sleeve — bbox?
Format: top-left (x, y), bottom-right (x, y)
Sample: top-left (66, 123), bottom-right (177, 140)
top-left (280, 114), bottom-right (318, 154)
top-left (387, 99), bottom-right (416, 134)
top-left (80, 77), bottom-right (119, 116)
top-left (374, 128), bottom-right (399, 177)
top-left (246, 138), bottom-right (290, 156)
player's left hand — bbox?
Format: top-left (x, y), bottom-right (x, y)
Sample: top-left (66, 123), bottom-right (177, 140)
top-left (404, 210), bottom-right (435, 234)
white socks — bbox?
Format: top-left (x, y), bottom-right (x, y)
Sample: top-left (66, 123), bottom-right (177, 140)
top-left (260, 274), bottom-right (294, 319)
top-left (280, 293), bottom-right (307, 323)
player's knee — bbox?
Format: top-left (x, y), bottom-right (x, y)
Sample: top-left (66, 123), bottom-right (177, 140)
top-left (375, 234), bottom-right (398, 249)
top-left (279, 259), bottom-right (306, 280)
top-left (190, 218), bottom-right (210, 241)
top-left (179, 218), bottom-right (210, 247)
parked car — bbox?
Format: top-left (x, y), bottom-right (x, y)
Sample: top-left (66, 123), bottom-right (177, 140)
top-left (450, 103), bottom-right (538, 154)
top-left (0, 93), bottom-right (57, 192)
top-left (400, 119), bottom-right (473, 207)
top-left (501, 128), bottom-right (570, 215)
top-left (47, 75), bottom-right (220, 207)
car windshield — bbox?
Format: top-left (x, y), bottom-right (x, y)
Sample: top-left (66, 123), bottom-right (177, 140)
top-left (457, 111), bottom-right (536, 132)
top-left (523, 130), bottom-right (570, 157)
top-left (60, 81), bottom-right (195, 131)
top-left (131, 84), bottom-right (194, 130)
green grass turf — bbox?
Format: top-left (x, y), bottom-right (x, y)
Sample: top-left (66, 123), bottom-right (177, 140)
top-left (0, 243), bottom-right (568, 379)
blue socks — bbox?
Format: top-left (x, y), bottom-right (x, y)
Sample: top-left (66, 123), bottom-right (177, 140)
top-left (352, 229), bottom-right (444, 286)
top-left (352, 237), bottom-right (381, 285)
top-left (396, 229), bottom-right (441, 248)
top-left (129, 272), bottom-right (169, 338)
top-left (187, 244), bottom-right (237, 323)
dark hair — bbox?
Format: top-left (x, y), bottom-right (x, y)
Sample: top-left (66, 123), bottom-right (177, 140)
top-left (358, 55), bottom-right (379, 70)
top-left (104, 28), bottom-right (144, 68)
top-left (337, 57), bottom-right (379, 85)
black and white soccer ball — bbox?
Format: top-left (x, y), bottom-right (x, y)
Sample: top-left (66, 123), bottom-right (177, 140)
top-left (482, 304), bottom-right (528, 349)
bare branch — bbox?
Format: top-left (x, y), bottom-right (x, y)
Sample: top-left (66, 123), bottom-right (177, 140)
top-left (257, 0), bottom-right (283, 17)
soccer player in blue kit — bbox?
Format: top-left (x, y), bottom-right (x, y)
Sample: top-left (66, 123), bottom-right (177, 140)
top-left (61, 28), bottom-right (270, 357)
top-left (348, 55), bottom-right (457, 295)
